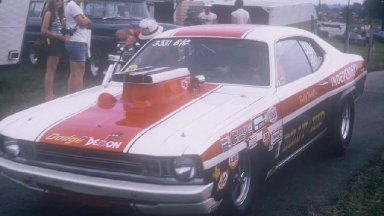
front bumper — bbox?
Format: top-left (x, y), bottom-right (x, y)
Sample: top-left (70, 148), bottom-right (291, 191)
top-left (0, 158), bottom-right (220, 214)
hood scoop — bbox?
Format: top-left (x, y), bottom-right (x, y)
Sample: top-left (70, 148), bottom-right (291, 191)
top-left (121, 67), bottom-right (192, 108)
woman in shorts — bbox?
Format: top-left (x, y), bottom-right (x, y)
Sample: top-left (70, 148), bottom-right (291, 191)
top-left (41, 0), bottom-right (66, 101)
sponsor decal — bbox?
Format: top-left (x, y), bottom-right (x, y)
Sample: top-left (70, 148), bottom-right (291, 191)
top-left (298, 89), bottom-right (318, 105)
top-left (271, 128), bottom-right (283, 145)
top-left (282, 110), bottom-right (325, 153)
top-left (252, 114), bottom-right (265, 132)
top-left (45, 133), bottom-right (85, 144)
top-left (282, 121), bottom-right (309, 153)
top-left (181, 77), bottom-right (190, 90)
top-left (230, 123), bottom-right (253, 145)
top-left (310, 110), bottom-right (326, 133)
top-left (271, 128), bottom-right (283, 151)
top-left (229, 153), bottom-right (239, 170)
top-left (329, 64), bottom-right (357, 87)
top-left (212, 166), bottom-right (221, 181)
top-left (247, 132), bottom-right (262, 150)
top-left (266, 107), bottom-right (278, 123)
top-left (84, 131), bottom-right (124, 149)
top-left (220, 135), bottom-right (232, 152)
top-left (217, 170), bottom-right (229, 191)
top-left (85, 137), bottom-right (122, 149)
top-left (262, 128), bottom-right (271, 147)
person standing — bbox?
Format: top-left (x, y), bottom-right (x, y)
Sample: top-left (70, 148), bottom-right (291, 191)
top-left (41, 0), bottom-right (66, 101)
top-left (65, 0), bottom-right (91, 93)
top-left (198, 3), bottom-right (217, 25)
top-left (231, 0), bottom-right (251, 24)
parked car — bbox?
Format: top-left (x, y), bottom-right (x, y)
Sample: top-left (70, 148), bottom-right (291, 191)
top-left (0, 25), bottom-right (366, 215)
top-left (349, 32), bottom-right (366, 46)
top-left (23, 0), bottom-right (177, 78)
top-left (373, 30), bottom-right (384, 43)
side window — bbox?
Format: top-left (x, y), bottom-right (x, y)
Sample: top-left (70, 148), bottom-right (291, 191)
top-left (298, 40), bottom-right (323, 72)
top-left (275, 39), bottom-right (312, 86)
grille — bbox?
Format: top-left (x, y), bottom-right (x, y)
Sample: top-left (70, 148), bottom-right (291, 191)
top-left (33, 143), bottom-right (146, 175)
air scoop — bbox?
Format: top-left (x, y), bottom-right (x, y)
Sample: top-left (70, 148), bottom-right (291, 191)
top-left (121, 67), bottom-right (192, 108)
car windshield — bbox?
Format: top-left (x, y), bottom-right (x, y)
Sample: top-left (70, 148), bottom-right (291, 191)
top-left (84, 0), bottom-right (149, 19)
top-left (28, 0), bottom-right (44, 18)
top-left (118, 38), bottom-right (270, 86)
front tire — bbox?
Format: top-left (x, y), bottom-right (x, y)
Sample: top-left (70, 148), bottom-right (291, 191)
top-left (223, 152), bottom-right (265, 215)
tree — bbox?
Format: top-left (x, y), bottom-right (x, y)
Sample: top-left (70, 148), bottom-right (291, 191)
top-left (362, 0), bottom-right (382, 19)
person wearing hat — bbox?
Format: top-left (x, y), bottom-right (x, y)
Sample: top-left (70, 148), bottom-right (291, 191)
top-left (198, 3), bottom-right (217, 25)
top-left (138, 18), bottom-right (163, 46)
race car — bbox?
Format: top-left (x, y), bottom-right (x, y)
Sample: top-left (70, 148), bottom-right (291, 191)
top-left (0, 25), bottom-right (366, 215)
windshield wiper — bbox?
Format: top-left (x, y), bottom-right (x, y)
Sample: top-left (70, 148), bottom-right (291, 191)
top-left (102, 16), bottom-right (144, 20)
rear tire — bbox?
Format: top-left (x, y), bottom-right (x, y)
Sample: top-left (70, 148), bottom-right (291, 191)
top-left (327, 97), bottom-right (355, 156)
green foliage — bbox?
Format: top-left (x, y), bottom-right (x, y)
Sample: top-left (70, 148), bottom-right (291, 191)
top-left (363, 0), bottom-right (383, 19)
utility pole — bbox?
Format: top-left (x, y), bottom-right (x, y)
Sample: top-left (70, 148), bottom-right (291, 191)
top-left (344, 0), bottom-right (350, 53)
top-left (381, 0), bottom-right (384, 31)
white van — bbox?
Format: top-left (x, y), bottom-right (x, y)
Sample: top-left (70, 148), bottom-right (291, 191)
top-left (0, 0), bottom-right (31, 66)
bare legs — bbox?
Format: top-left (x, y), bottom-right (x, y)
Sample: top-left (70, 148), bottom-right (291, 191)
top-left (44, 56), bottom-right (60, 101)
top-left (68, 61), bottom-right (85, 94)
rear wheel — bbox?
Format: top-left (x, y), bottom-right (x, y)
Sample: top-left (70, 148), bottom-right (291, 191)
top-left (327, 97), bottom-right (355, 156)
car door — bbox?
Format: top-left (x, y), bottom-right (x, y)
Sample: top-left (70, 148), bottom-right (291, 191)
top-left (273, 37), bottom-right (327, 160)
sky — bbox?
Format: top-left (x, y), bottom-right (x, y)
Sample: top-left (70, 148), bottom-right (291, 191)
top-left (309, 0), bottom-right (364, 5)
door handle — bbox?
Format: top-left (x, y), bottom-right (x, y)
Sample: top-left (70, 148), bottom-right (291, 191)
top-left (318, 81), bottom-right (328, 87)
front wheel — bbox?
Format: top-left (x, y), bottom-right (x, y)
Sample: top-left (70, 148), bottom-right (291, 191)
top-left (223, 152), bottom-right (264, 215)
top-left (28, 45), bottom-right (45, 66)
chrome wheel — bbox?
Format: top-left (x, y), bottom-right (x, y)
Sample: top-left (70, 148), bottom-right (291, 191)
top-left (90, 62), bottom-right (99, 77)
top-left (232, 155), bottom-right (251, 207)
top-left (340, 104), bottom-right (351, 140)
top-left (29, 48), bottom-right (38, 65)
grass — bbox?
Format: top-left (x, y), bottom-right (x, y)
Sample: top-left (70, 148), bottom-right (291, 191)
top-left (0, 62), bottom-right (95, 119)
top-left (325, 37), bottom-right (384, 72)
top-left (312, 153), bottom-right (384, 216)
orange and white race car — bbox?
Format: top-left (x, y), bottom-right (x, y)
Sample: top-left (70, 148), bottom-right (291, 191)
top-left (0, 25), bottom-right (366, 215)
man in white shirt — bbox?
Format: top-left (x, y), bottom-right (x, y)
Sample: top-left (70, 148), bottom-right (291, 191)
top-left (231, 0), bottom-right (251, 24)
top-left (65, 0), bottom-right (91, 93)
top-left (198, 4), bottom-right (217, 25)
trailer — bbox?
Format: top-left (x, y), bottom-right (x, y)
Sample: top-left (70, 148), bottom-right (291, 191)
top-left (0, 0), bottom-right (30, 67)
top-left (211, 0), bottom-right (317, 30)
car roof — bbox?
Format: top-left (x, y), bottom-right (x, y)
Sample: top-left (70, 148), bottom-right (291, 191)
top-left (159, 24), bottom-right (313, 43)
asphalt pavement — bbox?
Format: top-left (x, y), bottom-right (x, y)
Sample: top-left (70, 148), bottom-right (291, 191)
top-left (0, 71), bottom-right (383, 216)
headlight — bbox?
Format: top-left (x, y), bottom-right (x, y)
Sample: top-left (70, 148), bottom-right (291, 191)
top-left (4, 137), bottom-right (20, 158)
top-left (173, 157), bottom-right (198, 181)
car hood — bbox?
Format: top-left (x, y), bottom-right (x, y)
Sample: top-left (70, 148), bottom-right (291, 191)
top-left (0, 82), bottom-right (269, 156)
